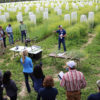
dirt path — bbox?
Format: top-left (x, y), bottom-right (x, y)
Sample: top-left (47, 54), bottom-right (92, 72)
top-left (0, 59), bottom-right (4, 63)
top-left (81, 33), bottom-right (96, 49)
top-left (53, 73), bottom-right (59, 82)
top-left (19, 82), bottom-right (27, 98)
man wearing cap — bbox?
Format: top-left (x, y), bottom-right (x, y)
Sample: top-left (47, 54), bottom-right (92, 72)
top-left (6, 24), bottom-right (14, 45)
top-left (20, 21), bottom-right (27, 43)
top-left (87, 80), bottom-right (100, 100)
top-left (60, 61), bottom-right (86, 100)
top-left (54, 25), bottom-right (66, 52)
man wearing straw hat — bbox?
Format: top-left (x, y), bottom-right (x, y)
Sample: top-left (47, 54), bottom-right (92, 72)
top-left (60, 61), bottom-right (86, 100)
top-left (54, 25), bottom-right (66, 52)
top-left (87, 80), bottom-right (100, 100)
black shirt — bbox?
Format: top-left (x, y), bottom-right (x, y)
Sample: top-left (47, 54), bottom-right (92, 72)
top-left (4, 80), bottom-right (18, 97)
top-left (39, 87), bottom-right (58, 100)
top-left (88, 93), bottom-right (100, 100)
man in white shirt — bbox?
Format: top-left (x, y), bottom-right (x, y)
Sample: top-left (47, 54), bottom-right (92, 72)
top-left (6, 24), bottom-right (14, 45)
top-left (0, 26), bottom-right (4, 55)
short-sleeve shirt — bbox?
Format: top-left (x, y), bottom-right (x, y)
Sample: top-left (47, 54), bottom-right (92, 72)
top-left (20, 24), bottom-right (26, 31)
top-left (56, 29), bottom-right (66, 40)
top-left (6, 26), bottom-right (13, 33)
top-left (87, 93), bottom-right (100, 100)
top-left (0, 30), bottom-right (3, 40)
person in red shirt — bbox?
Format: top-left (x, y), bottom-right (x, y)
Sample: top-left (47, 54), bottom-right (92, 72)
top-left (60, 60), bottom-right (86, 100)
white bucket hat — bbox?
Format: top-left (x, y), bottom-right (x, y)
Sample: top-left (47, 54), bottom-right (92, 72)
top-left (66, 61), bottom-right (76, 68)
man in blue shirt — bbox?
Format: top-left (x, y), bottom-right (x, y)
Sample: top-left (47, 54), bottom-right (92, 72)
top-left (87, 80), bottom-right (100, 100)
top-left (6, 24), bottom-right (14, 45)
top-left (54, 25), bottom-right (66, 52)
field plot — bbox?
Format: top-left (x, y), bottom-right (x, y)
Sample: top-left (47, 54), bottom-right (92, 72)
top-left (0, 0), bottom-right (100, 100)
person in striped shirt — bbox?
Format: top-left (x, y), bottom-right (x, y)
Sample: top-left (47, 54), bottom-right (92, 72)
top-left (60, 61), bottom-right (86, 100)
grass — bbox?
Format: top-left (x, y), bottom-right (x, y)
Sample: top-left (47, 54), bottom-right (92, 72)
top-left (0, 1), bottom-right (100, 100)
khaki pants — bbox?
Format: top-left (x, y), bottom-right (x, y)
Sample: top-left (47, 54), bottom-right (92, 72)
top-left (0, 40), bottom-right (4, 54)
top-left (66, 91), bottom-right (81, 100)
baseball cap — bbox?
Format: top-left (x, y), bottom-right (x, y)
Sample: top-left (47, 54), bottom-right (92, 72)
top-left (58, 25), bottom-right (62, 28)
top-left (66, 61), bottom-right (76, 68)
top-left (20, 21), bottom-right (23, 23)
top-left (97, 80), bottom-right (100, 88)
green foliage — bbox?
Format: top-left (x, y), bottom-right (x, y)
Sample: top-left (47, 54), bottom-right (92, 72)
top-left (67, 50), bottom-right (87, 59)
top-left (67, 23), bottom-right (88, 40)
top-left (67, 26), bottom-right (80, 40)
top-left (94, 12), bottom-right (100, 26)
top-left (76, 23), bottom-right (88, 37)
top-left (0, 1), bottom-right (100, 100)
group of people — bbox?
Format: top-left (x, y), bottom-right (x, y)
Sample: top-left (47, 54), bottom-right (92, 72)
top-left (0, 50), bottom-right (100, 100)
top-left (20, 51), bottom-right (100, 100)
top-left (1, 24), bottom-right (100, 100)
top-left (0, 24), bottom-right (67, 55)
top-left (0, 24), bottom-right (15, 54)
top-left (20, 50), bottom-right (58, 100)
top-left (0, 23), bottom-right (67, 56)
top-left (0, 21), bottom-right (27, 55)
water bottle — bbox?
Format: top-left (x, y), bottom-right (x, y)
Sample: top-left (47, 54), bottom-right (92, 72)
top-left (60, 34), bottom-right (63, 39)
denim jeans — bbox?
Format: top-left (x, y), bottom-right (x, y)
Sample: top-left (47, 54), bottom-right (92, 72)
top-left (8, 32), bottom-right (14, 45)
top-left (23, 72), bottom-right (34, 93)
top-left (21, 31), bottom-right (26, 43)
top-left (58, 39), bottom-right (66, 51)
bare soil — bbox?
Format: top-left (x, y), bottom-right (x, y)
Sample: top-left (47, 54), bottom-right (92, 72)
top-left (19, 82), bottom-right (27, 97)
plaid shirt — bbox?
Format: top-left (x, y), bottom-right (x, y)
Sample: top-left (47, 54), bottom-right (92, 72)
top-left (60, 69), bottom-right (86, 92)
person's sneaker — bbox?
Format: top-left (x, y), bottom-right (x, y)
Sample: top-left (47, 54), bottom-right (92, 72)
top-left (63, 51), bottom-right (67, 54)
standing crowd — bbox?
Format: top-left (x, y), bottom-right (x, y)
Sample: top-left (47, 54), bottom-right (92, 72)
top-left (0, 21), bottom-right (27, 55)
top-left (0, 24), bottom-right (100, 100)
top-left (0, 50), bottom-right (100, 100)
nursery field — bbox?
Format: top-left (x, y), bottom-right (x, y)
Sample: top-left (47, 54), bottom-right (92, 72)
top-left (0, 0), bottom-right (100, 100)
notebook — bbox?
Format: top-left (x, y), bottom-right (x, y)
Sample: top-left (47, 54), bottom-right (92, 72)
top-left (58, 71), bottom-right (64, 80)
